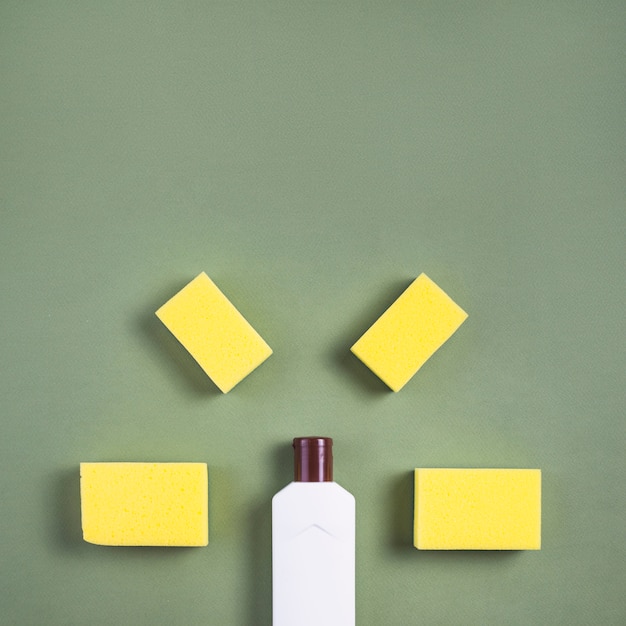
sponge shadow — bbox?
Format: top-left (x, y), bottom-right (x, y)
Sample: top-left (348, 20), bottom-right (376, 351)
top-left (52, 468), bottom-right (85, 552)
top-left (386, 472), bottom-right (521, 563)
top-left (137, 279), bottom-right (221, 396)
top-left (332, 279), bottom-right (412, 395)
top-left (52, 468), bottom-right (201, 558)
top-left (387, 471), bottom-right (415, 552)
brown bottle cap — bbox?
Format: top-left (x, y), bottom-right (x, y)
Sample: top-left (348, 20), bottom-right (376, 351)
top-left (293, 437), bottom-right (333, 482)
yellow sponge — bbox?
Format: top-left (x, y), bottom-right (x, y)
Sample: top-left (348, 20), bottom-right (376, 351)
top-left (80, 462), bottom-right (208, 546)
top-left (155, 272), bottom-right (272, 392)
top-left (350, 274), bottom-right (467, 391)
top-left (414, 468), bottom-right (541, 550)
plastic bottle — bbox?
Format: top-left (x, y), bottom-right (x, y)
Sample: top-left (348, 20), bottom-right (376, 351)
top-left (272, 437), bottom-right (355, 626)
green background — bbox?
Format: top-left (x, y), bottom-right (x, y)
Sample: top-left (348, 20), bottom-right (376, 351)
top-left (1, 2), bottom-right (624, 624)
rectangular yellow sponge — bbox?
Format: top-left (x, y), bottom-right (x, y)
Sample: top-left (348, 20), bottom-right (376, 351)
top-left (351, 274), bottom-right (467, 391)
top-left (155, 272), bottom-right (272, 392)
top-left (414, 468), bottom-right (541, 550)
top-left (80, 463), bottom-right (208, 546)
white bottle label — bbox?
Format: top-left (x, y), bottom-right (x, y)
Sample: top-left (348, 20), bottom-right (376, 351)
top-left (272, 482), bottom-right (355, 626)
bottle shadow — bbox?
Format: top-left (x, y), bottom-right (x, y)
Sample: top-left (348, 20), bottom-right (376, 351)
top-left (246, 443), bottom-right (292, 626)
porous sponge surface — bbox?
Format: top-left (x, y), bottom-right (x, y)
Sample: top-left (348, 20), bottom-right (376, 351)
top-left (350, 274), bottom-right (467, 391)
top-left (155, 272), bottom-right (272, 392)
top-left (414, 468), bottom-right (541, 550)
top-left (80, 462), bottom-right (208, 546)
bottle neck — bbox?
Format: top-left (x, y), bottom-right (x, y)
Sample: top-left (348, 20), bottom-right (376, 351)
top-left (293, 437), bottom-right (333, 482)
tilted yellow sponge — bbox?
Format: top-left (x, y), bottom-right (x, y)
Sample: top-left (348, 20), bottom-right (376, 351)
top-left (414, 468), bottom-right (541, 550)
top-left (80, 463), bottom-right (208, 546)
top-left (156, 272), bottom-right (272, 393)
top-left (350, 274), bottom-right (467, 391)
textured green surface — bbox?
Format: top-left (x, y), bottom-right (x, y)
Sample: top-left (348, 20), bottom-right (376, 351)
top-left (1, 2), bottom-right (624, 624)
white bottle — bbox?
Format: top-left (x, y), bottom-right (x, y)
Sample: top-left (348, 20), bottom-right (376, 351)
top-left (272, 437), bottom-right (355, 626)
